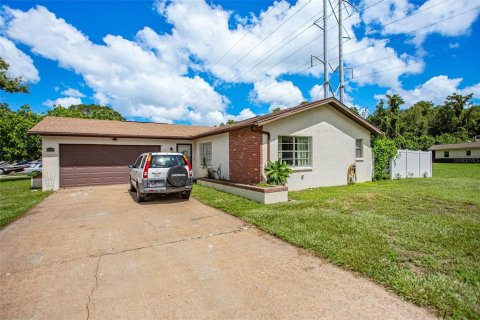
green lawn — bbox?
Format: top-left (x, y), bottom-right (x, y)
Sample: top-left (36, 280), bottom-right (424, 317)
top-left (0, 178), bottom-right (52, 228)
top-left (193, 163), bottom-right (480, 319)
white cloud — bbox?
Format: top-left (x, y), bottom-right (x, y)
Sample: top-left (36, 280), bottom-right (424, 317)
top-left (2, 0), bottom-right (470, 123)
top-left (1, 5), bottom-right (231, 125)
top-left (61, 88), bottom-right (85, 98)
top-left (156, 0), bottom-right (420, 89)
top-left (361, 0), bottom-right (480, 45)
top-left (0, 36), bottom-right (39, 82)
top-left (251, 79), bottom-right (304, 110)
top-left (374, 75), bottom-right (480, 106)
top-left (43, 96), bottom-right (82, 107)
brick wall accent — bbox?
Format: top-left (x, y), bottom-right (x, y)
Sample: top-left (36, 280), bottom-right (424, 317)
top-left (229, 127), bottom-right (263, 184)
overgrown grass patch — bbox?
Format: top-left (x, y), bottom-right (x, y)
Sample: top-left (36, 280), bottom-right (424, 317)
top-left (0, 178), bottom-right (52, 228)
top-left (193, 163), bottom-right (480, 319)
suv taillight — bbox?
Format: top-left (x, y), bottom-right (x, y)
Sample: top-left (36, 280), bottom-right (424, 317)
top-left (183, 155), bottom-right (193, 177)
top-left (143, 154), bottom-right (151, 179)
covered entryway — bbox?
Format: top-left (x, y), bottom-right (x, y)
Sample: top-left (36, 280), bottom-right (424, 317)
top-left (59, 144), bottom-right (161, 187)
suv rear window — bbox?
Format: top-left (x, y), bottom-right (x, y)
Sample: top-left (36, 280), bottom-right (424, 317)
top-left (150, 155), bottom-right (186, 168)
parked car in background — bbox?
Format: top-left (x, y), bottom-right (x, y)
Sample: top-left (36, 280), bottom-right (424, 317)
top-left (0, 160), bottom-right (42, 174)
top-left (23, 162), bottom-right (42, 174)
top-left (1, 160), bottom-right (31, 174)
top-left (129, 152), bottom-right (193, 202)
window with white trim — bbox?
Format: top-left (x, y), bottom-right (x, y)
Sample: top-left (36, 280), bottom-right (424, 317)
top-left (278, 136), bottom-right (311, 167)
top-left (200, 142), bottom-right (212, 167)
top-left (466, 150), bottom-right (471, 156)
top-left (355, 139), bottom-right (363, 159)
top-left (444, 151), bottom-right (449, 158)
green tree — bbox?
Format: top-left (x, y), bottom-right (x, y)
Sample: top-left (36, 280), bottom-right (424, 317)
top-left (400, 101), bottom-right (434, 137)
top-left (0, 57), bottom-right (29, 94)
top-left (385, 94), bottom-right (404, 139)
top-left (47, 104), bottom-right (125, 121)
top-left (0, 104), bottom-right (42, 161)
top-left (367, 99), bottom-right (389, 134)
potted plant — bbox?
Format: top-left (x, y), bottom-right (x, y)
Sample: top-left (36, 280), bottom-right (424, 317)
top-left (30, 170), bottom-right (42, 189)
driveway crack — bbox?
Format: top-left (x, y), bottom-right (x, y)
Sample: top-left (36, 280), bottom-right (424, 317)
top-left (1, 225), bottom-right (252, 276)
top-left (85, 256), bottom-right (101, 320)
top-left (141, 214), bottom-right (160, 245)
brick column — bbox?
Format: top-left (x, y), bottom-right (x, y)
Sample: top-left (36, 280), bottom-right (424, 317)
top-left (229, 127), bottom-right (263, 184)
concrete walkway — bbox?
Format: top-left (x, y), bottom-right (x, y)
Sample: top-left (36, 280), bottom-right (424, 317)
top-left (0, 185), bottom-right (436, 319)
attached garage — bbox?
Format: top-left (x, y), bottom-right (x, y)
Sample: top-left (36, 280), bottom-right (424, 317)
top-left (59, 144), bottom-right (161, 188)
top-left (29, 116), bottom-right (212, 190)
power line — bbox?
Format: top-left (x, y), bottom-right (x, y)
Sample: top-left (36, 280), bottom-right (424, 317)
top-left (327, 0), bottom-right (453, 54)
top-left (346, 45), bottom-right (479, 82)
top-left (347, 28), bottom-right (480, 70)
top-left (217, 0), bottom-right (314, 80)
top-left (210, 1), bottom-right (282, 69)
top-left (197, 0), bottom-right (387, 109)
top-left (328, 6), bottom-right (480, 63)
top-left (234, 3), bottom-right (344, 85)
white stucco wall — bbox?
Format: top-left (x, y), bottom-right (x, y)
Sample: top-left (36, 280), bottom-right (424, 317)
top-left (194, 133), bottom-right (230, 180)
top-left (41, 135), bottom-right (193, 191)
top-left (262, 104), bottom-right (373, 190)
top-left (434, 148), bottom-right (480, 159)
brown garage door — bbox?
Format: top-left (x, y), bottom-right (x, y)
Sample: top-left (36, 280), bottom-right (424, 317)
top-left (60, 144), bottom-right (161, 188)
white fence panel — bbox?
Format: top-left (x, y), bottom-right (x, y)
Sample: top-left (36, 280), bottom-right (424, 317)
top-left (390, 150), bottom-right (432, 179)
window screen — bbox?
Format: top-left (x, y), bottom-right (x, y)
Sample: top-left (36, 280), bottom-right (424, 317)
top-left (278, 136), bottom-right (311, 167)
top-left (200, 142), bottom-right (212, 167)
top-left (355, 139), bottom-right (363, 158)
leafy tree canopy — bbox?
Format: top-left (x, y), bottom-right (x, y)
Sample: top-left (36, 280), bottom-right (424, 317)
top-left (0, 57), bottom-right (29, 94)
top-left (0, 104), bottom-right (42, 161)
top-left (47, 104), bottom-right (125, 121)
top-left (368, 93), bottom-right (479, 151)
top-left (1, 103), bottom-right (126, 161)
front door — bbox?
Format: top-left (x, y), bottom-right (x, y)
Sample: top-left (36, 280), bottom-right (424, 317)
top-left (177, 144), bottom-right (193, 166)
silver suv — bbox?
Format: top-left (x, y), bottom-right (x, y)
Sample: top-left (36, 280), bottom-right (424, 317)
top-left (129, 152), bottom-right (193, 202)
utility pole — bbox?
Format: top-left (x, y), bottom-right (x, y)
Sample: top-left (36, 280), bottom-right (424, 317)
top-left (323, 0), bottom-right (329, 98)
top-left (338, 0), bottom-right (344, 103)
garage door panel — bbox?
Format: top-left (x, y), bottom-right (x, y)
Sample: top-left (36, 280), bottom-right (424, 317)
top-left (60, 145), bottom-right (160, 188)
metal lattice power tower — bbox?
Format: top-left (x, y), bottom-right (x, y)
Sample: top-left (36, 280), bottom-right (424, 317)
top-left (313, 0), bottom-right (355, 102)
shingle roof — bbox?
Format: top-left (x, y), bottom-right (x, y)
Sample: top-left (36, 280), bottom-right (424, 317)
top-left (428, 141), bottom-right (480, 150)
top-left (29, 98), bottom-right (383, 139)
top-left (28, 117), bottom-right (213, 139)
top-left (194, 97), bottom-right (383, 137)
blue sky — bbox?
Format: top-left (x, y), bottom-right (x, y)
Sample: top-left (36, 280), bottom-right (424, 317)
top-left (1, 0), bottom-right (479, 125)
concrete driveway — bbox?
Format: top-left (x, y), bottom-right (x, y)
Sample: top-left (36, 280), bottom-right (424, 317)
top-left (0, 185), bottom-right (435, 319)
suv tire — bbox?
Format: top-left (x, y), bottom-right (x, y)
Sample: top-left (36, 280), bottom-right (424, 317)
top-left (135, 183), bottom-right (146, 203)
top-left (129, 181), bottom-right (136, 192)
top-left (181, 192), bottom-right (191, 200)
top-left (167, 165), bottom-right (188, 187)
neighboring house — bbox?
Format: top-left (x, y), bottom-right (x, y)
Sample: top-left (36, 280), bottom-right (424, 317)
top-left (428, 138), bottom-right (480, 163)
top-left (29, 97), bottom-right (383, 191)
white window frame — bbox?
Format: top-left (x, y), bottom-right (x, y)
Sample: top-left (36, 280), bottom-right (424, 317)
top-left (355, 139), bottom-right (363, 159)
top-left (278, 136), bottom-right (312, 167)
top-left (444, 151), bottom-right (449, 158)
top-left (466, 150), bottom-right (471, 157)
top-left (199, 142), bottom-right (212, 167)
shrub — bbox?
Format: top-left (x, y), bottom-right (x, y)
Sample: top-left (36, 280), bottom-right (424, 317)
top-left (372, 137), bottom-right (398, 180)
top-left (264, 160), bottom-right (293, 186)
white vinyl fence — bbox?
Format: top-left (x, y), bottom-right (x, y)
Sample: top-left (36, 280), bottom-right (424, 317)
top-left (390, 150), bottom-right (432, 179)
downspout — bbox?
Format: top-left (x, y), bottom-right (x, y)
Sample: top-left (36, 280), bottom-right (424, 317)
top-left (250, 125), bottom-right (270, 162)
top-left (251, 125), bottom-right (271, 182)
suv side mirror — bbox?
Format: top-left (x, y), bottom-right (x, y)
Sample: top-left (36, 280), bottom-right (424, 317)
top-left (128, 164), bottom-right (134, 168)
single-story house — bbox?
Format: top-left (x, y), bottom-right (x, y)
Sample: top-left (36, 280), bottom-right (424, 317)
top-left (428, 139), bottom-right (480, 163)
top-left (29, 97), bottom-right (383, 191)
